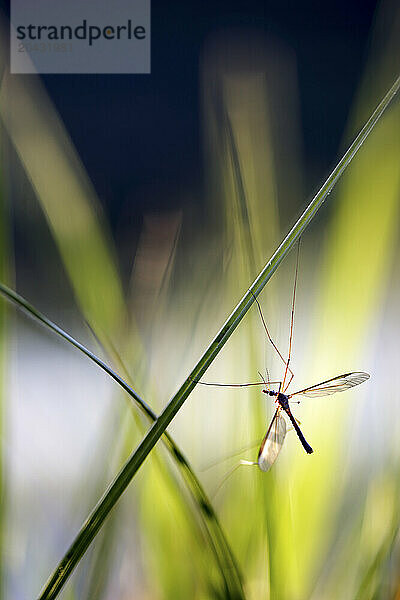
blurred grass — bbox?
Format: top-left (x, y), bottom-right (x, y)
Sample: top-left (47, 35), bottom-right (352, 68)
top-left (287, 8), bottom-right (400, 599)
top-left (36, 68), bottom-right (400, 600)
top-left (0, 122), bottom-right (9, 600)
top-left (0, 72), bottom-right (127, 348)
top-left (201, 54), bottom-right (282, 598)
top-left (1, 7), bottom-right (400, 600)
top-left (197, 27), bottom-right (400, 600)
top-left (0, 65), bottom-right (245, 599)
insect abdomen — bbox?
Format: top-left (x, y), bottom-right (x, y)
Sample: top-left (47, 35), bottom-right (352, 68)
top-left (286, 409), bottom-right (313, 454)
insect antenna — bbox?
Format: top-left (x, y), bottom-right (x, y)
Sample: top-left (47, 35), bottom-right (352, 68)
top-left (258, 370), bottom-right (269, 392)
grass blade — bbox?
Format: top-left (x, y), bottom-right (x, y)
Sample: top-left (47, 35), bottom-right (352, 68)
top-left (1, 69), bottom-right (247, 596)
top-left (0, 73), bottom-right (126, 343)
top-left (37, 74), bottom-right (400, 600)
top-left (0, 282), bottom-right (245, 599)
top-left (0, 283), bottom-right (150, 414)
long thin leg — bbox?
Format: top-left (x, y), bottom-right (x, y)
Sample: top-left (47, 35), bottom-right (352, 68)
top-left (283, 240), bottom-right (301, 392)
top-left (251, 291), bottom-right (295, 388)
top-left (212, 461), bottom-right (258, 498)
top-left (193, 379), bottom-right (282, 389)
top-left (201, 439), bottom-right (262, 471)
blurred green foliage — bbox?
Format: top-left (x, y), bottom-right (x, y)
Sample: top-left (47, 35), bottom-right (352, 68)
top-left (1, 1), bottom-right (400, 598)
top-left (0, 122), bottom-right (9, 600)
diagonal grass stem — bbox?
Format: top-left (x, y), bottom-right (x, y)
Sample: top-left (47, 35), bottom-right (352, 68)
top-left (0, 283), bottom-right (245, 599)
top-left (36, 73), bottom-right (400, 599)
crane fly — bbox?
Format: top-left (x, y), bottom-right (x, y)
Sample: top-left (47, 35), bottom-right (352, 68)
top-left (196, 241), bottom-right (370, 472)
top-left (255, 371), bottom-right (369, 470)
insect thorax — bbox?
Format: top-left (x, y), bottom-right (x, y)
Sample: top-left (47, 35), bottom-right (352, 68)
top-left (277, 393), bottom-right (290, 410)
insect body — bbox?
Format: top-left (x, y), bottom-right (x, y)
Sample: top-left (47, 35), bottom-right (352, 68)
top-left (197, 241), bottom-right (370, 473)
top-left (259, 388), bottom-right (313, 472)
top-left (257, 371), bottom-right (369, 471)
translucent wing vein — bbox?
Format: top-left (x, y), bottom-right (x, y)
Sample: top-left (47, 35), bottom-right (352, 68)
top-left (258, 409), bottom-right (287, 471)
top-left (289, 371), bottom-right (370, 398)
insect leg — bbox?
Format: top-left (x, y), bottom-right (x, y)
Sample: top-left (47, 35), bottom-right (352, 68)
top-left (251, 291), bottom-right (295, 390)
top-left (211, 461), bottom-right (258, 498)
top-left (283, 240), bottom-right (301, 391)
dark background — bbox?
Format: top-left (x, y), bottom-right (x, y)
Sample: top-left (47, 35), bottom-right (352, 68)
top-left (2, 0), bottom-right (381, 298)
top-left (32, 0), bottom-right (378, 225)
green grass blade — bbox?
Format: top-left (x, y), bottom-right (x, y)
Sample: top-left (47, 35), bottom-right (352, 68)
top-left (1, 71), bottom-right (247, 596)
top-left (0, 282), bottom-right (245, 599)
top-left (1, 69), bottom-right (241, 597)
top-left (203, 64), bottom-right (284, 597)
top-left (0, 74), bottom-right (126, 342)
top-left (354, 510), bottom-right (400, 600)
top-left (0, 283), bottom-right (151, 414)
top-left (37, 74), bottom-right (400, 600)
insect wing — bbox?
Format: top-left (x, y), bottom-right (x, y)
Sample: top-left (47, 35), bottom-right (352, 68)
top-left (289, 371), bottom-right (370, 398)
top-left (258, 409), bottom-right (287, 471)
